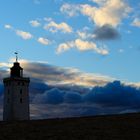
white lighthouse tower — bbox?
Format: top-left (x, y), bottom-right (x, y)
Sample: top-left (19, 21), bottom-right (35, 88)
top-left (3, 53), bottom-right (30, 121)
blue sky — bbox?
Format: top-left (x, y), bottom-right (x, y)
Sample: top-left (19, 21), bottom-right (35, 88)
top-left (1, 0), bottom-right (140, 119)
top-left (0, 0), bottom-right (140, 82)
top-left (0, 0), bottom-right (140, 84)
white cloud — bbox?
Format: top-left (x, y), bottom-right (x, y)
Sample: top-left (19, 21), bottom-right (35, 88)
top-left (20, 60), bottom-right (113, 87)
top-left (44, 17), bottom-right (53, 22)
top-left (76, 26), bottom-right (95, 40)
top-left (57, 39), bottom-right (109, 55)
top-left (131, 18), bottom-right (140, 27)
top-left (81, 0), bottom-right (131, 27)
top-left (0, 59), bottom-right (113, 87)
top-left (61, 0), bottom-right (131, 27)
top-left (57, 42), bottom-right (74, 54)
top-left (75, 39), bottom-right (109, 55)
top-left (60, 3), bottom-right (80, 17)
top-left (44, 21), bottom-right (73, 33)
top-left (29, 20), bottom-right (41, 27)
top-left (131, 82), bottom-right (140, 88)
top-left (16, 30), bottom-right (33, 40)
top-left (119, 49), bottom-right (124, 53)
top-left (77, 30), bottom-right (95, 40)
top-left (4, 24), bottom-right (33, 40)
top-left (90, 0), bottom-right (107, 5)
top-left (77, 31), bottom-right (87, 39)
top-left (75, 39), bottom-right (97, 51)
top-left (38, 37), bottom-right (50, 45)
top-left (3, 59), bottom-right (140, 88)
top-left (0, 62), bottom-right (12, 68)
top-left (4, 24), bottom-right (13, 29)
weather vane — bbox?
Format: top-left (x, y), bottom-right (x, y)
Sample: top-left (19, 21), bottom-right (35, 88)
top-left (14, 52), bottom-right (18, 62)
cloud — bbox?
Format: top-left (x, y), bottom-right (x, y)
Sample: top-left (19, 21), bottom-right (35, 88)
top-left (16, 30), bottom-right (33, 40)
top-left (0, 62), bottom-right (11, 68)
top-left (30, 103), bottom-right (101, 119)
top-left (94, 24), bottom-right (120, 40)
top-left (4, 24), bottom-right (33, 40)
top-left (76, 25), bottom-right (120, 41)
top-left (29, 20), bottom-right (41, 27)
top-left (33, 88), bottom-right (82, 105)
top-left (75, 39), bottom-right (108, 55)
top-left (61, 0), bottom-right (131, 27)
top-left (77, 31), bottom-right (87, 39)
top-left (33, 88), bottom-right (64, 104)
top-left (82, 0), bottom-right (131, 27)
top-left (44, 17), bottom-right (53, 22)
top-left (131, 18), bottom-right (140, 27)
top-left (83, 81), bottom-right (140, 108)
top-left (32, 80), bottom-right (140, 107)
top-left (131, 82), bottom-right (140, 88)
top-left (29, 80), bottom-right (51, 94)
top-left (0, 84), bottom-right (4, 97)
top-left (57, 39), bottom-right (109, 55)
top-left (44, 21), bottom-right (73, 33)
top-left (30, 80), bottom-right (140, 119)
top-left (77, 30), bottom-right (95, 40)
top-left (60, 3), bottom-right (81, 17)
top-left (37, 37), bottom-right (50, 45)
top-left (4, 59), bottom-right (140, 93)
top-left (1, 60), bottom-right (140, 119)
top-left (90, 0), bottom-right (107, 5)
top-left (64, 91), bottom-right (82, 104)
top-left (4, 24), bottom-right (13, 29)
top-left (57, 42), bottom-right (73, 53)
top-left (119, 49), bottom-right (124, 53)
top-left (8, 60), bottom-right (112, 88)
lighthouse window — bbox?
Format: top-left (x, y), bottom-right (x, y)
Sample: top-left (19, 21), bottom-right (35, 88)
top-left (20, 98), bottom-right (22, 103)
top-left (7, 82), bottom-right (10, 86)
top-left (20, 89), bottom-right (22, 94)
top-left (7, 98), bottom-right (10, 103)
top-left (8, 89), bottom-right (10, 95)
top-left (8, 82), bottom-right (11, 86)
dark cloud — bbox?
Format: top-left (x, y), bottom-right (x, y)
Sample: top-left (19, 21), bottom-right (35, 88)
top-left (0, 62), bottom-right (140, 120)
top-left (0, 70), bottom-right (6, 99)
top-left (32, 88), bottom-right (82, 105)
top-left (22, 61), bottom-right (109, 88)
top-left (0, 84), bottom-right (4, 97)
top-left (30, 104), bottom-right (102, 119)
top-left (94, 24), bottom-right (120, 40)
top-left (30, 80), bottom-right (50, 94)
top-left (0, 70), bottom-right (8, 81)
top-left (0, 68), bottom-right (140, 120)
top-left (32, 80), bottom-right (140, 107)
top-left (84, 81), bottom-right (140, 108)
top-left (0, 61), bottom-right (111, 93)
top-left (33, 88), bottom-right (64, 104)
top-left (64, 91), bottom-right (82, 104)
top-left (30, 80), bottom-right (140, 119)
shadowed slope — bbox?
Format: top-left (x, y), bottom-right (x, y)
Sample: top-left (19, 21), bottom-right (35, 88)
top-left (0, 113), bottom-right (140, 140)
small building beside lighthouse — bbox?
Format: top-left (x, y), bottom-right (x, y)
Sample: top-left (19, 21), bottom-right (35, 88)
top-left (3, 54), bottom-right (30, 121)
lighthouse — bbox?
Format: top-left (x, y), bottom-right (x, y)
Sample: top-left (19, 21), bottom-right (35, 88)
top-left (3, 53), bottom-right (30, 121)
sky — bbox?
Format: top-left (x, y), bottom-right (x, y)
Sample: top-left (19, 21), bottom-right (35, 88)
top-left (0, 0), bottom-right (140, 119)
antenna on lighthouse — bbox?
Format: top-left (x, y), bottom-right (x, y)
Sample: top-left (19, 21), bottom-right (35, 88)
top-left (15, 52), bottom-right (18, 62)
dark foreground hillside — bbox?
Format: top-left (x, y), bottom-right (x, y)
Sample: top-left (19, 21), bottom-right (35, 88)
top-left (1, 113), bottom-right (140, 140)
